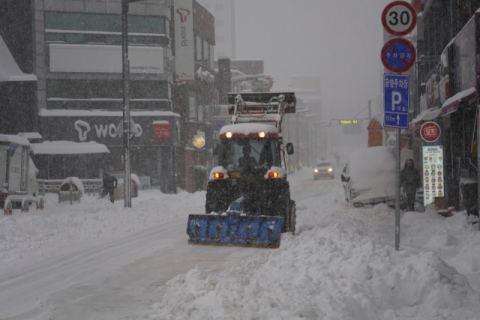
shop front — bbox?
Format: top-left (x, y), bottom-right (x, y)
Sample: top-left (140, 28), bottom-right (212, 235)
top-left (38, 109), bottom-right (180, 192)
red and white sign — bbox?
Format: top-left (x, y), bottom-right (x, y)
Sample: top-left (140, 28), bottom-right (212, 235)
top-left (382, 1), bottom-right (417, 36)
top-left (420, 121), bottom-right (441, 142)
top-left (153, 122), bottom-right (170, 138)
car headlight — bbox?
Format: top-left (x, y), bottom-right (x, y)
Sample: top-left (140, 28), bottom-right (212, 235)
top-left (314, 169), bottom-right (318, 173)
top-left (328, 168), bottom-right (333, 172)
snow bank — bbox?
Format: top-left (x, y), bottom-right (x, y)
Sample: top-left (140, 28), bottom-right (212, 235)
top-left (147, 168), bottom-right (478, 320)
top-left (149, 228), bottom-right (473, 320)
top-left (0, 190), bottom-right (204, 268)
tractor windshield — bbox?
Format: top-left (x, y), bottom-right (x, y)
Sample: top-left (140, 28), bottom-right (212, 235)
top-left (219, 138), bottom-right (280, 170)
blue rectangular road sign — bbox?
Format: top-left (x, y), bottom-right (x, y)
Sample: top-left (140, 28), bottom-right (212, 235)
top-left (384, 74), bottom-right (410, 129)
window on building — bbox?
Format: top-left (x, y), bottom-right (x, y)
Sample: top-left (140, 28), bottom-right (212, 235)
top-left (203, 39), bottom-right (209, 66)
top-left (210, 44), bottom-right (215, 67)
top-left (44, 12), bottom-right (167, 46)
top-left (189, 95), bottom-right (196, 120)
top-left (195, 35), bottom-right (202, 61)
top-left (197, 95), bottom-right (204, 122)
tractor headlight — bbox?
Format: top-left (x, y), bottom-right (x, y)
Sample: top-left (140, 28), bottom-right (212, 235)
top-left (259, 131), bottom-right (265, 138)
top-left (314, 169), bottom-right (318, 173)
top-left (226, 132), bottom-right (233, 138)
top-left (328, 168), bottom-right (333, 172)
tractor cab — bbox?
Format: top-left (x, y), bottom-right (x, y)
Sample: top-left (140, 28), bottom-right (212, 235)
top-left (215, 123), bottom-right (285, 174)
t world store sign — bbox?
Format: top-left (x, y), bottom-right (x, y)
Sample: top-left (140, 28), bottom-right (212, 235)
top-left (39, 113), bottom-right (174, 147)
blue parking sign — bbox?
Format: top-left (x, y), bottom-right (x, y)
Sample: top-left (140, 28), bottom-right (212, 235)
top-left (384, 74), bottom-right (410, 129)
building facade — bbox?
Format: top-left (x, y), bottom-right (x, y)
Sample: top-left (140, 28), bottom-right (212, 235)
top-left (172, 0), bottom-right (216, 193)
top-left (197, 0), bottom-right (235, 60)
top-left (409, 0), bottom-right (480, 212)
top-left (0, 0), bottom-right (179, 192)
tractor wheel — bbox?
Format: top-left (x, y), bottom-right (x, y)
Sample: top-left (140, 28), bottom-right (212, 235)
top-left (278, 190), bottom-right (291, 233)
top-left (205, 181), bottom-right (229, 213)
top-left (290, 200), bottom-right (296, 235)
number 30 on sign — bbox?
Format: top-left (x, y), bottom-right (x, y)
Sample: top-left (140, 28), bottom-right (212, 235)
top-left (382, 1), bottom-right (417, 36)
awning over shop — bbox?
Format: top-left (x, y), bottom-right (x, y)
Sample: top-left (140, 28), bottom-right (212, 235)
top-left (441, 87), bottom-right (477, 116)
top-left (30, 141), bottom-right (110, 155)
top-left (0, 35), bottom-right (37, 82)
top-left (410, 107), bottom-right (442, 125)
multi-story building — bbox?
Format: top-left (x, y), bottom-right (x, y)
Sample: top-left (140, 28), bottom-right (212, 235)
top-left (410, 0), bottom-right (480, 211)
top-left (197, 0), bottom-right (235, 60)
top-left (172, 0), bottom-right (216, 193)
top-left (0, 0), bottom-right (179, 192)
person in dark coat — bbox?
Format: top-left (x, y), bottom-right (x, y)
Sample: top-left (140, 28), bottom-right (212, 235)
top-left (101, 173), bottom-right (118, 203)
top-left (400, 159), bottom-right (421, 211)
top-left (238, 145), bottom-right (257, 172)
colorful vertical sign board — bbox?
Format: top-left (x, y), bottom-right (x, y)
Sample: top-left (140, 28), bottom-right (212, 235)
top-left (174, 0), bottom-right (194, 81)
top-left (422, 146), bottom-right (444, 206)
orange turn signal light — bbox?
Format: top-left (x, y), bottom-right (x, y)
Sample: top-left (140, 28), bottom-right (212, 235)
top-left (268, 172), bottom-right (278, 178)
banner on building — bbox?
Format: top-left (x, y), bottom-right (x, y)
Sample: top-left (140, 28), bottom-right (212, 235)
top-left (174, 0), bottom-right (194, 82)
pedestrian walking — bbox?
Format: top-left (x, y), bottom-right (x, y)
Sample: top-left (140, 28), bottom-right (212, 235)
top-left (400, 159), bottom-right (421, 211)
top-left (101, 173), bottom-right (118, 203)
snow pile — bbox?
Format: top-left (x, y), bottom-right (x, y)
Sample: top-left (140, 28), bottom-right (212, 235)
top-left (148, 227), bottom-right (473, 320)
top-left (147, 169), bottom-right (478, 320)
top-left (0, 190), bottom-right (204, 268)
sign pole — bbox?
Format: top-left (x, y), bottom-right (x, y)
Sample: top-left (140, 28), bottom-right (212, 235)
top-left (122, 0), bottom-right (132, 208)
top-left (395, 127), bottom-right (401, 250)
top-left (382, 0), bottom-right (417, 251)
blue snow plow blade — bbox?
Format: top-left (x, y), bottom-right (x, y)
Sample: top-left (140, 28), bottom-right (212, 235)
top-left (186, 212), bottom-right (283, 248)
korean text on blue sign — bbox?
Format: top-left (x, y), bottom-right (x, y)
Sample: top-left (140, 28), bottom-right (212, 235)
top-left (383, 73), bottom-right (410, 129)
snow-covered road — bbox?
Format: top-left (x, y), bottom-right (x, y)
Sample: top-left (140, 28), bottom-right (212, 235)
top-left (1, 169), bottom-right (480, 319)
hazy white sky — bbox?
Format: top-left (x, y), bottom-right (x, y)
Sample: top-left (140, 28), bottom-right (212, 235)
top-left (234, 0), bottom-right (394, 120)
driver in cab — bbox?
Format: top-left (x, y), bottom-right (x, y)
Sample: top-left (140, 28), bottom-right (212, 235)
top-left (238, 145), bottom-right (257, 173)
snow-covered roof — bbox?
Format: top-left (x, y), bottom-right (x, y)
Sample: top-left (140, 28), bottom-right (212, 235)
top-left (39, 109), bottom-right (180, 117)
top-left (18, 132), bottom-right (42, 139)
top-left (0, 134), bottom-right (30, 146)
top-left (219, 123), bottom-right (278, 136)
top-left (0, 35), bottom-right (37, 82)
top-left (30, 141), bottom-right (110, 155)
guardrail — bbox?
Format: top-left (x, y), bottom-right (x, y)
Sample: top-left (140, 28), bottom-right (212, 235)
top-left (38, 179), bottom-right (103, 196)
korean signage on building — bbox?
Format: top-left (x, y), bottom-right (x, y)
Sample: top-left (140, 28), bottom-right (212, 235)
top-left (174, 0), bottom-right (194, 82)
top-left (422, 146), bottom-right (444, 206)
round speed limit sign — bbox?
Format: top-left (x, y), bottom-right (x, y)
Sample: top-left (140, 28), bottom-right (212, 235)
top-left (382, 1), bottom-right (417, 36)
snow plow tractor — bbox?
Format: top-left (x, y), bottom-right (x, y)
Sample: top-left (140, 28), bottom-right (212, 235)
top-left (187, 92), bottom-right (297, 248)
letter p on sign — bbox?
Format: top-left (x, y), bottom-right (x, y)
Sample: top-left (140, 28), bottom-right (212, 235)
top-left (392, 92), bottom-right (401, 111)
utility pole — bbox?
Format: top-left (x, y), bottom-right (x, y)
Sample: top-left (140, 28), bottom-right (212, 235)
top-left (368, 100), bottom-right (372, 122)
top-left (122, 0), bottom-right (143, 208)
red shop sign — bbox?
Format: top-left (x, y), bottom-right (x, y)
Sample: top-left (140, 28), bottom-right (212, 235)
top-left (153, 122), bottom-right (171, 139)
top-left (420, 121), bottom-right (441, 142)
